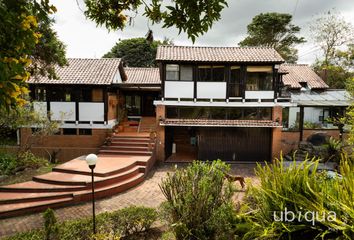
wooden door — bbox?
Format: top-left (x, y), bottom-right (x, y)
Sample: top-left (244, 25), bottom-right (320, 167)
top-left (197, 127), bottom-right (271, 162)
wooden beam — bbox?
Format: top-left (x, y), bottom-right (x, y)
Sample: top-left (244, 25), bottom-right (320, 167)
top-left (299, 106), bottom-right (304, 141)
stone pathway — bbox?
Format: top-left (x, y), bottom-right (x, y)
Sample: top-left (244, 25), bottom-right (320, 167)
top-left (0, 163), bottom-right (258, 238)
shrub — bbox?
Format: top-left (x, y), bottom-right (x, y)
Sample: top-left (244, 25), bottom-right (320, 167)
top-left (4, 230), bottom-right (44, 240)
top-left (110, 206), bottom-right (158, 237)
top-left (244, 154), bottom-right (354, 239)
top-left (43, 208), bottom-right (59, 240)
top-left (160, 160), bottom-right (237, 240)
top-left (4, 206), bottom-right (157, 240)
top-left (0, 151), bottom-right (47, 175)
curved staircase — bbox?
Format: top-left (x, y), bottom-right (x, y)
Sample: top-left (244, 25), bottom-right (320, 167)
top-left (0, 133), bottom-right (156, 219)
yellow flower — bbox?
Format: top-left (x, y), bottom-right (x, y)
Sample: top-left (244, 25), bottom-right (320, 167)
top-left (12, 75), bottom-right (23, 80)
top-left (21, 87), bottom-right (29, 94)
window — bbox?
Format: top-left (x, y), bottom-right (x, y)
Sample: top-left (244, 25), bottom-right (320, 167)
top-left (166, 64), bottom-right (193, 81)
top-left (166, 107), bottom-right (272, 120)
top-left (79, 129), bottom-right (92, 135)
top-left (198, 66), bottom-right (212, 81)
top-left (34, 87), bottom-right (46, 101)
top-left (125, 95), bottom-right (141, 116)
top-left (180, 65), bottom-right (193, 81)
top-left (63, 128), bottom-right (77, 135)
top-left (213, 66), bottom-right (225, 81)
top-left (282, 107), bottom-right (289, 128)
top-left (166, 64), bottom-right (179, 80)
top-left (79, 89), bottom-right (92, 102)
top-left (229, 66), bottom-right (241, 97)
top-left (198, 65), bottom-right (225, 82)
top-left (246, 66), bottom-right (273, 91)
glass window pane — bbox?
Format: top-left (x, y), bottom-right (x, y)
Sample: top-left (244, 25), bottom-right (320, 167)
top-left (246, 72), bottom-right (273, 91)
top-left (230, 67), bottom-right (241, 97)
top-left (243, 108), bottom-right (258, 119)
top-left (227, 108), bottom-right (243, 120)
top-left (166, 64), bottom-right (179, 80)
top-left (212, 66), bottom-right (225, 81)
top-left (198, 66), bottom-right (212, 81)
top-left (259, 108), bottom-right (272, 120)
top-left (180, 65), bottom-right (193, 81)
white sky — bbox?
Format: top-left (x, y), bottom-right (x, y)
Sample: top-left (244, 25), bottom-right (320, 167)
top-left (50, 0), bottom-right (354, 64)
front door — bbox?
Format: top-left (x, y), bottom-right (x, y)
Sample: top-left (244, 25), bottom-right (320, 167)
top-left (125, 92), bottom-right (158, 117)
top-left (142, 94), bottom-right (155, 116)
top-left (125, 94), bottom-right (141, 116)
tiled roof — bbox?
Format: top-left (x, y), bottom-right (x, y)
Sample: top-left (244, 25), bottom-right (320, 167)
top-left (156, 45), bottom-right (284, 63)
top-left (28, 58), bottom-right (122, 85)
top-left (160, 118), bottom-right (282, 128)
top-left (124, 67), bottom-right (161, 84)
top-left (280, 64), bottom-right (329, 89)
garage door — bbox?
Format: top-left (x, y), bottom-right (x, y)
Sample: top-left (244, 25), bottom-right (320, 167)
top-left (197, 127), bottom-right (271, 162)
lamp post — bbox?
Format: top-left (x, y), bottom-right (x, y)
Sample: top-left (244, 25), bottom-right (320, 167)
top-left (85, 153), bottom-right (98, 235)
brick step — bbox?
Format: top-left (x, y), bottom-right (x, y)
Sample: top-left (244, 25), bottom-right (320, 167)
top-left (101, 146), bottom-right (150, 152)
top-left (0, 197), bottom-right (74, 219)
top-left (99, 149), bottom-right (152, 156)
top-left (111, 138), bottom-right (151, 143)
top-left (53, 160), bottom-right (140, 178)
top-left (0, 173), bottom-right (145, 219)
top-left (110, 141), bottom-right (153, 147)
top-left (33, 166), bottom-right (145, 189)
top-left (0, 181), bottom-right (86, 193)
top-left (0, 192), bottom-right (73, 204)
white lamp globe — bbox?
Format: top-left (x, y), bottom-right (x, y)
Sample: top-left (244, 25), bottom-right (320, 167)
top-left (86, 154), bottom-right (98, 166)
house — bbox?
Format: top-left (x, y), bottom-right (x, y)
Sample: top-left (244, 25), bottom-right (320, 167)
top-left (278, 64), bottom-right (351, 154)
top-left (25, 47), bottom-right (349, 163)
top-left (153, 45), bottom-right (294, 162)
top-left (26, 58), bottom-right (161, 161)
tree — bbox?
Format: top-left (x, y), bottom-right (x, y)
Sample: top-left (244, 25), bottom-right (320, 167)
top-left (103, 37), bottom-right (172, 67)
top-left (310, 11), bottom-right (354, 66)
top-left (0, 0), bottom-right (66, 110)
top-left (310, 12), bottom-right (354, 88)
top-left (83, 0), bottom-right (228, 43)
top-left (239, 12), bottom-right (305, 63)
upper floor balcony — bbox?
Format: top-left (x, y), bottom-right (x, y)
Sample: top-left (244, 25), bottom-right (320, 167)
top-left (162, 64), bottom-right (288, 103)
top-left (33, 101), bottom-right (105, 124)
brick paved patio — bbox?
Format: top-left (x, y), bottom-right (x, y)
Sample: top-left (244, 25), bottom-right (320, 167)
top-left (0, 163), bottom-right (258, 238)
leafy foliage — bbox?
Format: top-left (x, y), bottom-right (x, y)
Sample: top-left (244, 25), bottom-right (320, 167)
top-left (43, 208), bottom-right (59, 240)
top-left (5, 206), bottom-right (158, 240)
top-left (83, 0), bottom-right (228, 42)
top-left (313, 44), bottom-right (354, 89)
top-left (239, 12), bottom-right (305, 63)
top-left (103, 37), bottom-right (172, 67)
top-left (0, 151), bottom-right (48, 175)
top-left (159, 160), bottom-right (237, 240)
top-left (244, 155), bottom-right (354, 239)
top-left (110, 206), bottom-right (158, 237)
top-left (310, 11), bottom-right (354, 65)
top-left (0, 0), bottom-right (66, 110)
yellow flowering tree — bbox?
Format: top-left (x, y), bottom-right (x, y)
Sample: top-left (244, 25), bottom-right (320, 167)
top-left (0, 0), bottom-right (66, 110)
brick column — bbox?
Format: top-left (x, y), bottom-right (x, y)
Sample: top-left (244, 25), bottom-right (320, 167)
top-left (271, 106), bottom-right (283, 161)
top-left (155, 104), bottom-right (166, 162)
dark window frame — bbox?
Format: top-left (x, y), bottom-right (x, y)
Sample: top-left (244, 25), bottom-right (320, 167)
top-left (165, 64), bottom-right (193, 81)
top-left (197, 65), bottom-right (226, 82)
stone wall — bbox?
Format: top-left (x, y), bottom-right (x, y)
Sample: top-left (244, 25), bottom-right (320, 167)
top-left (280, 129), bottom-right (348, 155)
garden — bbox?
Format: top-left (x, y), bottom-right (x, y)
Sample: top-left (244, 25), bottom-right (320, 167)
top-left (4, 156), bottom-right (354, 240)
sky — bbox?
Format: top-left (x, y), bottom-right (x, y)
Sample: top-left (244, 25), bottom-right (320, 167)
top-left (51, 0), bottom-right (354, 64)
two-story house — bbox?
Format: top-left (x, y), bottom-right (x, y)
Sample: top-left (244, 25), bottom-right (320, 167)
top-left (26, 58), bottom-right (160, 161)
top-left (153, 46), bottom-right (294, 162)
